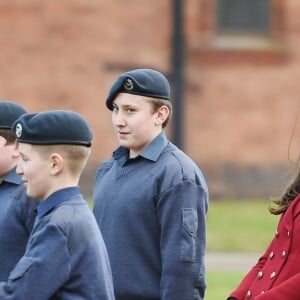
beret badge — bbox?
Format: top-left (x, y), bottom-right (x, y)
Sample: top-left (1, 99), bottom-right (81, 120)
top-left (123, 78), bottom-right (134, 91)
top-left (15, 123), bottom-right (23, 138)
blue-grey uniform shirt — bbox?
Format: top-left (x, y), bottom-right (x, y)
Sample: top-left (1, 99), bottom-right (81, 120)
top-left (0, 168), bottom-right (38, 281)
top-left (93, 132), bottom-right (209, 300)
top-left (0, 186), bottom-right (115, 300)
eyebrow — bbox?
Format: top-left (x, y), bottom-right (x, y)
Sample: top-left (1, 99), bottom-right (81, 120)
top-left (114, 103), bottom-right (139, 109)
top-left (19, 151), bottom-right (28, 158)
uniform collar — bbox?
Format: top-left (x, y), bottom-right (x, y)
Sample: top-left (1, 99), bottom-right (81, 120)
top-left (113, 132), bottom-right (168, 164)
top-left (1, 168), bottom-right (21, 185)
top-left (37, 186), bottom-right (80, 218)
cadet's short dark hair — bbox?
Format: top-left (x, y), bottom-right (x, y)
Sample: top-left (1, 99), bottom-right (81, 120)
top-left (0, 129), bottom-right (17, 145)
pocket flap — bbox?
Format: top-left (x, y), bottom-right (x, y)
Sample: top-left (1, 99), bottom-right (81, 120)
top-left (182, 208), bottom-right (198, 236)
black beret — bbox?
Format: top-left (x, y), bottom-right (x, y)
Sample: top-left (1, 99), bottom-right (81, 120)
top-left (12, 110), bottom-right (93, 147)
top-left (0, 100), bottom-right (27, 129)
top-left (106, 68), bottom-right (170, 110)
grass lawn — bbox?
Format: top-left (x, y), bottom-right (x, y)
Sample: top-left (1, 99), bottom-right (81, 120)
top-left (207, 199), bottom-right (279, 252)
top-left (205, 271), bottom-right (244, 300)
top-left (205, 199), bottom-right (279, 298)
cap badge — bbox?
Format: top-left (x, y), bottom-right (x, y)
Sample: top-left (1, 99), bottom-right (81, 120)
top-left (123, 78), bottom-right (134, 91)
top-left (15, 123), bottom-right (22, 138)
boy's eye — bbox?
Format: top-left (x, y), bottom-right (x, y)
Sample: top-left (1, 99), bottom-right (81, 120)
top-left (20, 154), bottom-right (29, 162)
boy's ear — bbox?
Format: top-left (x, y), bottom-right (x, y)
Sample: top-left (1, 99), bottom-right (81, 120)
top-left (12, 141), bottom-right (20, 158)
top-left (49, 153), bottom-right (64, 175)
top-left (155, 105), bottom-right (169, 126)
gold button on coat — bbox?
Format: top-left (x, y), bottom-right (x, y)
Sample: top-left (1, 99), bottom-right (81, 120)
top-left (257, 271), bottom-right (263, 279)
top-left (270, 272), bottom-right (276, 279)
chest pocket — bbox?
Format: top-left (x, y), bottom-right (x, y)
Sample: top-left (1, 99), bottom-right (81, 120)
top-left (180, 208), bottom-right (198, 262)
top-left (9, 257), bottom-right (35, 281)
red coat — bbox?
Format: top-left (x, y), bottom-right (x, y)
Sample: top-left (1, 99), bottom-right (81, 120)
top-left (229, 194), bottom-right (300, 299)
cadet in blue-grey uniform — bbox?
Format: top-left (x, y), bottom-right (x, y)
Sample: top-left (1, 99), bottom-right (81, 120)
top-left (0, 110), bottom-right (115, 300)
top-left (0, 100), bottom-right (38, 281)
top-left (93, 68), bottom-right (209, 300)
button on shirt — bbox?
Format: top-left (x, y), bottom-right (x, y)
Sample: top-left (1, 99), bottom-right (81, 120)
top-left (0, 168), bottom-right (38, 281)
top-left (0, 187), bottom-right (115, 300)
top-left (93, 132), bottom-right (209, 300)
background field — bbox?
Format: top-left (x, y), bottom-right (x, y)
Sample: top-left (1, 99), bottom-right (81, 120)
top-left (206, 271), bottom-right (244, 300)
top-left (207, 199), bottom-right (279, 252)
top-left (205, 199), bottom-right (279, 299)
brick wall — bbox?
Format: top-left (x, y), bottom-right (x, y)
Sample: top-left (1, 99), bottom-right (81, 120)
top-left (1, 1), bottom-right (300, 198)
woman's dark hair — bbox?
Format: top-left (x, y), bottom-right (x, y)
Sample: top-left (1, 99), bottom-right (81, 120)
top-left (269, 169), bottom-right (300, 215)
top-left (270, 112), bottom-right (300, 215)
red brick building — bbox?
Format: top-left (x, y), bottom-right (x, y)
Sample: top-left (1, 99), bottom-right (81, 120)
top-left (0, 0), bottom-right (299, 198)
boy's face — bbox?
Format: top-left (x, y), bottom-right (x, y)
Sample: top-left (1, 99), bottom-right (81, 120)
top-left (16, 143), bottom-right (51, 200)
top-left (0, 135), bottom-right (18, 178)
top-left (112, 93), bottom-right (163, 158)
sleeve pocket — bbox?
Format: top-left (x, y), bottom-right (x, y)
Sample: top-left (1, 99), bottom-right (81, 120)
top-left (180, 208), bottom-right (198, 262)
top-left (9, 257), bottom-right (35, 281)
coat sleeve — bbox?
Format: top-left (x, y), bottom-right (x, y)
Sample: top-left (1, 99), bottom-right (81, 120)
top-left (157, 180), bottom-right (208, 300)
top-left (228, 240), bottom-right (275, 300)
top-left (0, 223), bottom-right (70, 300)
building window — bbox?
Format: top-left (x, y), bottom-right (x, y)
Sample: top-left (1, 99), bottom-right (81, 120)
top-left (195, 0), bottom-right (287, 63)
top-left (216, 0), bottom-right (270, 35)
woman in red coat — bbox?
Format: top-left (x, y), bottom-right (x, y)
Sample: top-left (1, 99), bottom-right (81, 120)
top-left (228, 171), bottom-right (300, 299)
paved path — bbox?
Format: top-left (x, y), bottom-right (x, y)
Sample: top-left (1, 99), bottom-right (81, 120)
top-left (206, 252), bottom-right (260, 271)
